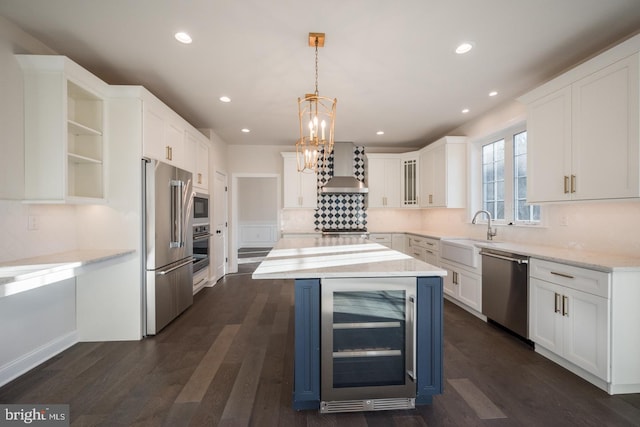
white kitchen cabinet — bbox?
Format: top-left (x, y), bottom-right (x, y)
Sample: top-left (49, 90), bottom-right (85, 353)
top-left (366, 155), bottom-right (401, 208)
top-left (368, 233), bottom-right (392, 248)
top-left (520, 36), bottom-right (640, 203)
top-left (143, 99), bottom-right (188, 170)
top-left (529, 259), bottom-right (609, 381)
top-left (419, 136), bottom-right (467, 208)
top-left (391, 233), bottom-right (406, 252)
top-left (440, 261), bottom-right (482, 313)
top-left (17, 55), bottom-right (109, 202)
top-left (406, 234), bottom-right (439, 266)
top-left (439, 240), bottom-right (482, 316)
top-left (282, 152), bottom-right (317, 208)
top-left (190, 130), bottom-right (210, 192)
top-left (401, 153), bottom-right (419, 207)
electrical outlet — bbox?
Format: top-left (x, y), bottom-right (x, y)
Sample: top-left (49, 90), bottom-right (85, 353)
top-left (560, 215), bottom-right (569, 226)
top-left (28, 215), bottom-right (39, 231)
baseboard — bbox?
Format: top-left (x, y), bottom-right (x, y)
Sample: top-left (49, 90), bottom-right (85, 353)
top-left (0, 331), bottom-right (78, 388)
top-left (443, 295), bottom-right (487, 321)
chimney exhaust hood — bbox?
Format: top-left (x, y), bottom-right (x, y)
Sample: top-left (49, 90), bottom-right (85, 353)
top-left (321, 142), bottom-right (368, 194)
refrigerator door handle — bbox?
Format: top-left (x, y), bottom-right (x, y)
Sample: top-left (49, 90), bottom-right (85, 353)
top-left (170, 179), bottom-right (185, 248)
top-left (156, 258), bottom-right (193, 275)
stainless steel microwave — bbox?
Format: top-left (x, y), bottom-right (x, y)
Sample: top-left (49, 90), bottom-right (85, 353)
top-left (193, 193), bottom-right (209, 222)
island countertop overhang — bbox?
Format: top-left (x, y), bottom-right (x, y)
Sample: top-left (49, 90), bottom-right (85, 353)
top-left (252, 237), bottom-right (447, 279)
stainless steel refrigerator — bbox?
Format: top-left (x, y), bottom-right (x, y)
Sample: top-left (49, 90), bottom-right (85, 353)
top-left (143, 159), bottom-right (194, 335)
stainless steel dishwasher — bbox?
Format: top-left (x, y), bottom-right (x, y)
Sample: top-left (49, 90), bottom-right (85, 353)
top-left (480, 249), bottom-right (529, 340)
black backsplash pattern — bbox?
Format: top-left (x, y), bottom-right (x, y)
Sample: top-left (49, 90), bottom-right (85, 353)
top-left (314, 146), bottom-right (367, 231)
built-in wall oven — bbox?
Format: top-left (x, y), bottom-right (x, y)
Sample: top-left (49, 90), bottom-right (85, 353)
top-left (193, 223), bottom-right (211, 274)
top-left (320, 277), bottom-right (417, 413)
top-left (192, 193), bottom-right (211, 276)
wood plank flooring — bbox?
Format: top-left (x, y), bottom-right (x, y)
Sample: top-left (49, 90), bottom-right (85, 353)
top-left (1, 263), bottom-right (639, 426)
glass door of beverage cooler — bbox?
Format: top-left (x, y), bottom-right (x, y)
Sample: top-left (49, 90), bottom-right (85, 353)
top-left (321, 277), bottom-right (417, 403)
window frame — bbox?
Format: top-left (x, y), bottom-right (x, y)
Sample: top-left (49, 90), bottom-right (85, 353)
top-left (471, 121), bottom-right (542, 226)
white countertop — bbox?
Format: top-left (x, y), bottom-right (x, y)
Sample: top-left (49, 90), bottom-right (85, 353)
top-left (460, 240), bottom-right (640, 272)
top-left (281, 229), bottom-right (640, 272)
top-left (0, 249), bottom-right (135, 297)
top-left (252, 237), bottom-right (446, 279)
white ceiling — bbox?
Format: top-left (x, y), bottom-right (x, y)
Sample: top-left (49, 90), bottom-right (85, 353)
top-left (1, 0), bottom-right (640, 148)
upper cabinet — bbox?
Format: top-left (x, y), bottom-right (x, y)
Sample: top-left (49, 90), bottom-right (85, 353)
top-left (17, 55), bottom-right (109, 203)
top-left (519, 35), bottom-right (640, 203)
top-left (282, 153), bottom-right (317, 208)
top-left (366, 155), bottom-right (401, 208)
top-left (419, 136), bottom-right (467, 208)
top-left (401, 153), bottom-right (419, 207)
top-left (142, 96), bottom-right (189, 171)
top-left (189, 129), bottom-right (210, 192)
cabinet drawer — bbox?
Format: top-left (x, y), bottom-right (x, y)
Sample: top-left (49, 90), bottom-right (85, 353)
top-left (408, 235), bottom-right (439, 251)
top-left (529, 258), bottom-right (610, 298)
top-left (408, 246), bottom-right (426, 261)
top-left (368, 233), bottom-right (392, 245)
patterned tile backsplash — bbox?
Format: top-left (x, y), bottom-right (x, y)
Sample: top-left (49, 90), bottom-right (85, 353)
top-left (314, 146), bottom-right (367, 231)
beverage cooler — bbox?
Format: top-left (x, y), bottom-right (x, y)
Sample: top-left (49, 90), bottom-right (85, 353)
top-left (292, 276), bottom-right (443, 413)
top-left (320, 277), bottom-right (417, 413)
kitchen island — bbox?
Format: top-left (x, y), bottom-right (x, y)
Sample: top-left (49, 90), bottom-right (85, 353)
top-left (252, 237), bottom-right (447, 413)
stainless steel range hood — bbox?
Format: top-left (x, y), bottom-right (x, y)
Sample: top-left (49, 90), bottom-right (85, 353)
top-left (321, 142), bottom-right (368, 194)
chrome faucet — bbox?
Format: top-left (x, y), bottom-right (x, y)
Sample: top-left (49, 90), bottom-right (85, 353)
top-left (472, 210), bottom-right (497, 240)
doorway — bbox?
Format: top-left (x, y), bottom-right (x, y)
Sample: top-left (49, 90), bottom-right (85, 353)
top-left (231, 174), bottom-right (280, 273)
top-left (213, 170), bottom-right (228, 282)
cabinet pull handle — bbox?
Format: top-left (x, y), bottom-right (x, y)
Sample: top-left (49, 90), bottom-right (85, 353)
top-left (166, 145), bottom-right (171, 161)
top-left (564, 176), bottom-right (569, 194)
top-left (453, 271), bottom-right (458, 285)
top-left (570, 175), bottom-right (576, 193)
top-left (550, 271), bottom-right (574, 279)
top-left (554, 293), bottom-right (561, 313)
top-left (562, 295), bottom-right (569, 316)
top-left (198, 173), bottom-right (202, 184)
top-left (429, 194), bottom-right (433, 204)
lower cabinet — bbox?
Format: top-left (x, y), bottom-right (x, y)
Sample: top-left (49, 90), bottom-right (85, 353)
top-left (406, 235), bottom-right (440, 265)
top-left (367, 233), bottom-right (392, 248)
top-left (530, 276), bottom-right (608, 380)
top-left (440, 261), bottom-right (482, 314)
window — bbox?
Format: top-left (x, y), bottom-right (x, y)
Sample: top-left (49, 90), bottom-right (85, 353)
top-left (513, 131), bottom-right (540, 222)
top-left (482, 139), bottom-right (505, 220)
top-left (477, 124), bottom-right (540, 225)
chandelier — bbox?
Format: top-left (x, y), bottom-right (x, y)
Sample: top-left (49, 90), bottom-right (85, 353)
top-left (296, 32), bottom-right (337, 172)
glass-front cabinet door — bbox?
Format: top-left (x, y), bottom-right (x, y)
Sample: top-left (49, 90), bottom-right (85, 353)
top-left (321, 277), bottom-right (417, 407)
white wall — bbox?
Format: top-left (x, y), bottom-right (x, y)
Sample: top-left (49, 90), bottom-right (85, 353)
top-left (237, 177), bottom-right (277, 222)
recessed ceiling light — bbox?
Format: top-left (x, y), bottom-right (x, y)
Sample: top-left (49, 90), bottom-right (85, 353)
top-left (376, 131), bottom-right (385, 135)
top-left (489, 91), bottom-right (498, 97)
top-left (462, 108), bottom-right (470, 114)
top-left (174, 32), bottom-right (192, 44)
top-left (455, 42), bottom-right (473, 54)
top-left (241, 128), bottom-right (250, 133)
top-left (219, 96), bottom-right (231, 103)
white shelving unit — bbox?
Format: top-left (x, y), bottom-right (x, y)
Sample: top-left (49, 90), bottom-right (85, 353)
top-left (17, 55), bottom-right (108, 203)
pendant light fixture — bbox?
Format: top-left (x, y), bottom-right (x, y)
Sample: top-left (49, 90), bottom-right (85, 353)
top-left (296, 32), bottom-right (337, 172)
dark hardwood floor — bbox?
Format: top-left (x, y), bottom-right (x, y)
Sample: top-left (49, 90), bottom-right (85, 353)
top-left (1, 264), bottom-right (639, 426)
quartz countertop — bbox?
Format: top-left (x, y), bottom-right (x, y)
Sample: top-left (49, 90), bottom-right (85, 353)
top-left (279, 230), bottom-right (640, 272)
top-left (444, 239), bottom-right (640, 273)
top-left (252, 237), bottom-right (446, 279)
top-left (0, 249), bottom-right (135, 297)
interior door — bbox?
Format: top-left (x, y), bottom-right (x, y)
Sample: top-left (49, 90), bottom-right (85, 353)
top-left (214, 170), bottom-right (228, 281)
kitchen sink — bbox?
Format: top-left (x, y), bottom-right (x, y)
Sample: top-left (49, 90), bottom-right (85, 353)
top-left (439, 239), bottom-right (484, 268)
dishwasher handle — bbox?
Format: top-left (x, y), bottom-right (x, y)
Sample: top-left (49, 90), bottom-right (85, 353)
top-left (480, 250), bottom-right (528, 265)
